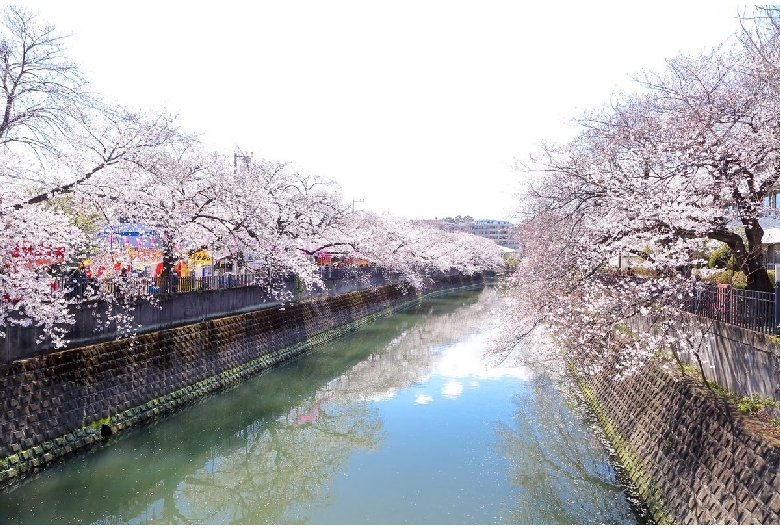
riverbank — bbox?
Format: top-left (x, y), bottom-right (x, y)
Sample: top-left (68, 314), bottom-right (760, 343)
top-left (574, 354), bottom-right (780, 524)
top-left (0, 275), bottom-right (484, 486)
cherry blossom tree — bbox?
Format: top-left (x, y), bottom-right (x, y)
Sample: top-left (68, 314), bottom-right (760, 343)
top-left (500, 22), bottom-right (780, 376)
top-left (739, 6), bottom-right (780, 94)
top-left (123, 154), bottom-right (343, 266)
top-left (0, 8), bottom-right (187, 345)
top-left (74, 141), bottom-right (505, 300)
top-left (310, 211), bottom-right (504, 290)
top-left (0, 6), bottom-right (87, 157)
top-left (0, 7), bottom-right (505, 349)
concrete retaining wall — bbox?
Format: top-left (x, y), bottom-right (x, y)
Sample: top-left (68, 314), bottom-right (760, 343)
top-left (629, 313), bottom-right (780, 400)
top-left (676, 314), bottom-right (780, 400)
top-left (0, 275), bottom-right (482, 486)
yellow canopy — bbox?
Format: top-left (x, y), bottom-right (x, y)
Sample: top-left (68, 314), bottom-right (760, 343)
top-left (189, 250), bottom-right (212, 266)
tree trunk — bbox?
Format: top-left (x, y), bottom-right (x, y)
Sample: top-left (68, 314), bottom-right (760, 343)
top-left (744, 255), bottom-right (774, 291)
top-left (712, 225), bottom-right (774, 292)
top-left (161, 233), bottom-right (177, 293)
top-left (744, 224), bottom-right (774, 292)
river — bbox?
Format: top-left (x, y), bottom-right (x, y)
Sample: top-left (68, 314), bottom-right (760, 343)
top-left (0, 285), bottom-right (649, 524)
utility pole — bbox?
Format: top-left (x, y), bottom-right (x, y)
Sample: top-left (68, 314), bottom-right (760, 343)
top-left (234, 152), bottom-right (253, 174)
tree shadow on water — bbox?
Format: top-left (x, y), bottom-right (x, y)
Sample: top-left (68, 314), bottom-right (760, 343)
top-left (493, 373), bottom-right (652, 525)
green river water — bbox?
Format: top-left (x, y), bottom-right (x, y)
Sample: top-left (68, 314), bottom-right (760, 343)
top-left (0, 286), bottom-right (649, 524)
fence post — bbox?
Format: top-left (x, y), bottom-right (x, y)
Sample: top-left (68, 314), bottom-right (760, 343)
top-left (774, 271), bottom-right (780, 335)
top-left (728, 285), bottom-right (734, 326)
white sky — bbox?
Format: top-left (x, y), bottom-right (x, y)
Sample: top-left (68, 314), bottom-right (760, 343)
top-left (26, 2), bottom-right (746, 220)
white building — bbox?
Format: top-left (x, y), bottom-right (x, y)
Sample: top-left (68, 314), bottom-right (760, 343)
top-left (423, 218), bottom-right (519, 249)
top-left (470, 219), bottom-right (518, 249)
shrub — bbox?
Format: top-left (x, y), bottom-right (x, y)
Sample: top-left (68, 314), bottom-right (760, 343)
top-left (628, 265), bottom-right (658, 278)
top-left (708, 245), bottom-right (733, 269)
top-left (699, 268), bottom-right (773, 289)
top-left (732, 271), bottom-right (748, 289)
top-left (714, 269), bottom-right (733, 285)
top-left (737, 393), bottom-right (777, 414)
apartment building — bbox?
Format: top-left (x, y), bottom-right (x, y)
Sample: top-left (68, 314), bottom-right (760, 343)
top-left (423, 218), bottom-right (519, 250)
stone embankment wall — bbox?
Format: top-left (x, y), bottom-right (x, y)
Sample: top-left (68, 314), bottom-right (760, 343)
top-left (0, 276), bottom-right (481, 485)
top-left (576, 358), bottom-right (780, 524)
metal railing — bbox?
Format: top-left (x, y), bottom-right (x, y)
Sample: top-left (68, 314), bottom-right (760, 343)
top-left (685, 283), bottom-right (776, 335)
top-left (51, 266), bottom-right (396, 299)
top-left (53, 273), bottom-right (259, 298)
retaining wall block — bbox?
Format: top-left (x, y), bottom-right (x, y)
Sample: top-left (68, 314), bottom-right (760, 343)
top-left (577, 357), bottom-right (780, 524)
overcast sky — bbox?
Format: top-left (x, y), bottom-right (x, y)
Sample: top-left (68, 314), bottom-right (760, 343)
top-left (28, 3), bottom-right (746, 221)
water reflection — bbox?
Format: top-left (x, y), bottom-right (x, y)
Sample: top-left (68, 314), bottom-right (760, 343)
top-left (0, 287), bottom-right (644, 524)
top-left (494, 374), bottom-right (649, 524)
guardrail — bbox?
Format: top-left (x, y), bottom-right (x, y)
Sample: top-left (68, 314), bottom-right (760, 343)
top-left (603, 272), bottom-right (778, 336)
